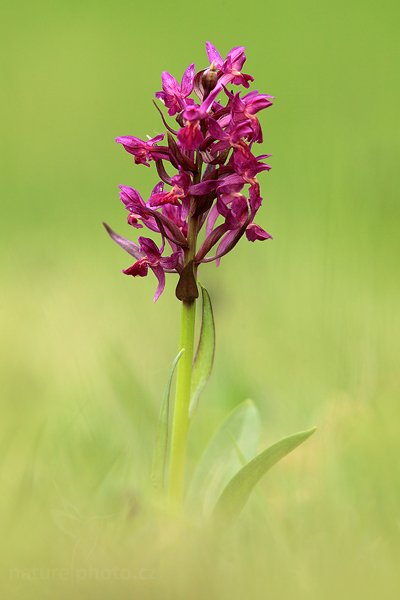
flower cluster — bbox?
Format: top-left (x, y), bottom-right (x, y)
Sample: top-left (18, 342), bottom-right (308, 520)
top-left (106, 42), bottom-right (273, 302)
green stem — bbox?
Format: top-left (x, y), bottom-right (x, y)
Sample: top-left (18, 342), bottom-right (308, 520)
top-left (167, 154), bottom-right (202, 509)
top-left (168, 298), bottom-right (196, 506)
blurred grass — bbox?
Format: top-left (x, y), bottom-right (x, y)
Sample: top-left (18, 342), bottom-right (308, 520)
top-left (1, 0), bottom-right (400, 598)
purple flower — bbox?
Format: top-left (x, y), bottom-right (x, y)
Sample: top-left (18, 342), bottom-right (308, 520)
top-left (205, 42), bottom-right (254, 88)
top-left (220, 194), bottom-right (249, 229)
top-left (106, 42), bottom-right (274, 301)
top-left (116, 134), bottom-right (169, 167)
top-left (155, 64), bottom-right (195, 116)
top-left (119, 184), bottom-right (189, 249)
top-left (229, 90), bottom-right (274, 143)
top-left (207, 118), bottom-right (253, 154)
top-left (243, 90), bottom-right (273, 112)
top-left (148, 170), bottom-right (192, 207)
top-left (119, 185), bottom-right (159, 232)
top-left (231, 146), bottom-right (272, 179)
top-left (123, 237), bottom-right (182, 302)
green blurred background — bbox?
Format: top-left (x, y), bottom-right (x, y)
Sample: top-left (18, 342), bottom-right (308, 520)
top-left (1, 0), bottom-right (399, 598)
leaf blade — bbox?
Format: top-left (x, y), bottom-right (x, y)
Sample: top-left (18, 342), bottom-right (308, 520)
top-left (151, 349), bottom-right (184, 491)
top-left (213, 426), bottom-right (317, 521)
top-left (186, 399), bottom-right (261, 515)
top-left (189, 285), bottom-right (215, 416)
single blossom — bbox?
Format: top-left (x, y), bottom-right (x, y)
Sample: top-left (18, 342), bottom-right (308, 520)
top-left (205, 42), bottom-right (254, 88)
top-left (228, 90), bottom-right (274, 143)
top-left (119, 184), bottom-right (159, 232)
top-left (155, 64), bottom-right (196, 116)
top-left (207, 118), bottom-right (253, 154)
top-left (119, 184), bottom-right (189, 249)
top-left (123, 237), bottom-right (182, 302)
top-left (116, 134), bottom-right (169, 167)
top-left (149, 170), bottom-right (191, 208)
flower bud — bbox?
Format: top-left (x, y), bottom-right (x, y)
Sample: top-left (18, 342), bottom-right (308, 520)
top-left (202, 66), bottom-right (219, 98)
top-left (194, 66), bottom-right (219, 101)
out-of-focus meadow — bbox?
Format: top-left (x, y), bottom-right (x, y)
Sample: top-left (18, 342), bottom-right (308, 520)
top-left (1, 0), bottom-right (399, 598)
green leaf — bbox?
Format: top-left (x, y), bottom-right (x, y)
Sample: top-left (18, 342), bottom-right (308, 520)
top-left (186, 400), bottom-right (261, 515)
top-left (213, 426), bottom-right (317, 522)
top-left (151, 349), bottom-right (184, 491)
top-left (189, 285), bottom-right (215, 416)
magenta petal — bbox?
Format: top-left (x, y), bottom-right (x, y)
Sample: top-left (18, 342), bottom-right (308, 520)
top-left (160, 251), bottom-right (181, 271)
top-left (181, 63), bottom-right (195, 96)
top-left (138, 236), bottom-right (160, 261)
top-left (182, 103), bottom-right (204, 122)
top-left (161, 70), bottom-right (179, 92)
top-left (207, 118), bottom-right (227, 141)
top-left (234, 121), bottom-right (254, 139)
top-left (226, 46), bottom-right (246, 71)
top-left (206, 41), bottom-right (223, 67)
top-left (177, 123), bottom-right (204, 151)
top-left (196, 223), bottom-right (227, 263)
top-left (189, 179), bottom-right (218, 195)
top-left (249, 183), bottom-right (262, 216)
top-left (148, 134), bottom-right (165, 144)
top-left (115, 135), bottom-right (140, 147)
top-left (206, 204), bottom-right (220, 236)
top-left (225, 195), bottom-right (248, 229)
top-left (245, 223), bottom-right (272, 242)
top-left (151, 181), bottom-right (165, 196)
top-left (215, 229), bottom-right (238, 266)
top-left (150, 265), bottom-right (166, 302)
top-left (119, 185), bottom-right (145, 211)
top-left (218, 174), bottom-right (245, 193)
top-left (216, 195), bottom-right (230, 218)
top-left (243, 91), bottom-right (273, 113)
top-left (181, 197), bottom-right (190, 221)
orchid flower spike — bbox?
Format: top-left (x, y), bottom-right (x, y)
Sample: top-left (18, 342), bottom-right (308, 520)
top-left (106, 42), bottom-right (273, 302)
